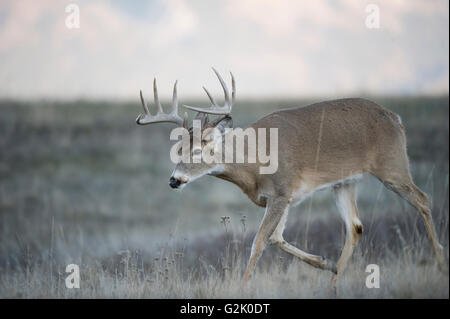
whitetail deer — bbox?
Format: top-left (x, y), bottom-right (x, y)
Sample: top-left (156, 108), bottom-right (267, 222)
top-left (135, 68), bottom-right (446, 287)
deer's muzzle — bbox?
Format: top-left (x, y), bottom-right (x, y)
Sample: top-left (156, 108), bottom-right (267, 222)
top-left (169, 177), bottom-right (181, 189)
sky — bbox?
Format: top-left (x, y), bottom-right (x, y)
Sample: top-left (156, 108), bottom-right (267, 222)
top-left (0, 0), bottom-right (448, 100)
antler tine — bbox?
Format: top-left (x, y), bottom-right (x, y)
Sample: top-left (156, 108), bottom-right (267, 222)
top-left (172, 80), bottom-right (179, 115)
top-left (203, 86), bottom-right (217, 106)
top-left (136, 79), bottom-right (184, 126)
top-left (230, 72), bottom-right (235, 110)
top-left (183, 68), bottom-right (235, 116)
top-left (153, 78), bottom-right (163, 114)
top-left (140, 89), bottom-right (150, 115)
top-left (212, 67), bottom-right (230, 106)
top-left (182, 111), bottom-right (188, 129)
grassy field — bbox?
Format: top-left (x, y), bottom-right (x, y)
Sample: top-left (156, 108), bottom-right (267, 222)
top-left (0, 96), bottom-right (448, 298)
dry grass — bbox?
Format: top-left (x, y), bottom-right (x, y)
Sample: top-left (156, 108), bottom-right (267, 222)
top-left (1, 223), bottom-right (448, 298)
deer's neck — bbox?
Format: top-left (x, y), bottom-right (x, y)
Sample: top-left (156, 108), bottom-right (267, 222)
top-left (213, 164), bottom-right (265, 207)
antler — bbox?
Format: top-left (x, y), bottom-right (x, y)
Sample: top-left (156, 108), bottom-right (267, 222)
top-left (183, 67), bottom-right (235, 116)
top-left (136, 79), bottom-right (186, 126)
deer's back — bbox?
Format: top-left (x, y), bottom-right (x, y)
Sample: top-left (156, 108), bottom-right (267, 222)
top-left (251, 98), bottom-right (405, 187)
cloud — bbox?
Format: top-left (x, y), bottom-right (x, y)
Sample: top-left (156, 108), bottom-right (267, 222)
top-left (0, 0), bottom-right (448, 100)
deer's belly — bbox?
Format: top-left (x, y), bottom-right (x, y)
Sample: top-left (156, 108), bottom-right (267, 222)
top-left (290, 173), bottom-right (364, 207)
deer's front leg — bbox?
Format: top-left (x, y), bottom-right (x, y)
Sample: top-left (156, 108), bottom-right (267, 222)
top-left (242, 196), bottom-right (289, 284)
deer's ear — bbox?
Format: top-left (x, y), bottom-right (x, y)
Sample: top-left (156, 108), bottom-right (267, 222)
top-left (195, 112), bottom-right (209, 128)
top-left (215, 116), bottom-right (233, 134)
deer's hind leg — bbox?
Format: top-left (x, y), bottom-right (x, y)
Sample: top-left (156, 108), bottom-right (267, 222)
top-left (331, 182), bottom-right (363, 287)
top-left (374, 169), bottom-right (445, 269)
top-left (371, 139), bottom-right (446, 269)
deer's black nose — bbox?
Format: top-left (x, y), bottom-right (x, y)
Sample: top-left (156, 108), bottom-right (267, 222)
top-left (169, 177), bottom-right (181, 189)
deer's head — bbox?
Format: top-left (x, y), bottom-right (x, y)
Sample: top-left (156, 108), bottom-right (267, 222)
top-left (136, 68), bottom-right (235, 190)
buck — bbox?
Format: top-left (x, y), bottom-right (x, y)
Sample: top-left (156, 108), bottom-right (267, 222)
top-left (135, 68), bottom-right (446, 287)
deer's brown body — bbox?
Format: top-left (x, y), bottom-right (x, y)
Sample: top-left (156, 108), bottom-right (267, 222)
top-left (217, 98), bottom-right (405, 207)
top-left (136, 69), bottom-right (446, 290)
